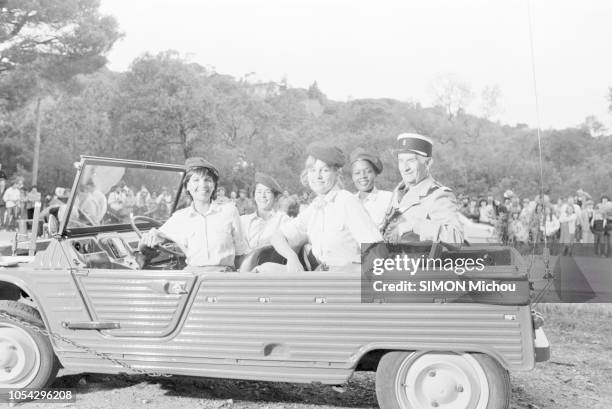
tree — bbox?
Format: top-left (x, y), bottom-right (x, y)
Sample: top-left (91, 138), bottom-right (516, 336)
top-left (114, 52), bottom-right (217, 161)
top-left (479, 85), bottom-right (502, 119)
top-left (429, 74), bottom-right (473, 119)
top-left (0, 0), bottom-right (121, 185)
top-left (307, 81), bottom-right (325, 102)
top-left (580, 115), bottom-right (607, 137)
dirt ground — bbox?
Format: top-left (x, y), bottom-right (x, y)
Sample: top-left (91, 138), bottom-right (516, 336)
top-left (17, 304), bottom-right (610, 409)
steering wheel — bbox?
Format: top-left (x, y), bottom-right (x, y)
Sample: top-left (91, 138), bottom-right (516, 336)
top-left (130, 215), bottom-right (185, 258)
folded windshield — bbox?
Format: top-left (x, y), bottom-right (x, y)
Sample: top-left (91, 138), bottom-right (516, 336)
top-left (63, 160), bottom-right (185, 233)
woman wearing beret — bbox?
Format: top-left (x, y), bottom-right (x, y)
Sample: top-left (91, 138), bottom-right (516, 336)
top-left (240, 172), bottom-right (290, 252)
top-left (267, 143), bottom-right (382, 272)
top-left (349, 147), bottom-right (393, 229)
top-left (140, 157), bottom-right (247, 270)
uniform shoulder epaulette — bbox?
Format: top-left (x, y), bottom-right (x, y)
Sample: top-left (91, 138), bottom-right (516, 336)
top-left (426, 180), bottom-right (452, 195)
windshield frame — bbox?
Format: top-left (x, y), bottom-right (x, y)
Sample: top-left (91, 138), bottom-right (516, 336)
top-left (60, 156), bottom-right (186, 238)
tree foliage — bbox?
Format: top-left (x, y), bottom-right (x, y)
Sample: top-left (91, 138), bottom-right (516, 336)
top-left (1, 50), bottom-right (611, 200)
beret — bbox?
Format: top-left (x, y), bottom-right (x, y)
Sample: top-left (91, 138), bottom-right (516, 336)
top-left (349, 147), bottom-right (383, 174)
top-left (396, 133), bottom-right (433, 157)
top-left (184, 157), bottom-right (219, 178)
top-left (306, 142), bottom-right (345, 168)
top-left (254, 172), bottom-right (282, 194)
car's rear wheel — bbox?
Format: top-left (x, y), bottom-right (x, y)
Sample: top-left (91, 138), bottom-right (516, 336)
top-left (375, 351), bottom-right (510, 409)
top-left (0, 301), bottom-right (60, 391)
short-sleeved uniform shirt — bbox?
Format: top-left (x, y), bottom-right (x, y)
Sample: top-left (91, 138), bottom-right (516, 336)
top-left (160, 202), bottom-right (247, 267)
top-left (240, 210), bottom-right (290, 253)
top-left (355, 188), bottom-right (393, 229)
top-left (281, 187), bottom-right (382, 267)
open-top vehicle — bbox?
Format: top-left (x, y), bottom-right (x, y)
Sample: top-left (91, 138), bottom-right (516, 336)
top-left (0, 156), bottom-right (549, 409)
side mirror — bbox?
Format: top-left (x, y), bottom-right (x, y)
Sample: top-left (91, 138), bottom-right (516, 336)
top-left (48, 214), bottom-right (59, 236)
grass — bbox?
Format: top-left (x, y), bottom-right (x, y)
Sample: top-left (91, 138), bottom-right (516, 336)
top-left (536, 303), bottom-right (612, 318)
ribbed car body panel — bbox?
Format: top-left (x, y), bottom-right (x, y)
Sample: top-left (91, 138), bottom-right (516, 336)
top-left (21, 260), bottom-right (535, 384)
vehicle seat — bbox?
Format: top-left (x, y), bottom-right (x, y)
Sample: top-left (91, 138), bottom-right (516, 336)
top-left (239, 246), bottom-right (286, 272)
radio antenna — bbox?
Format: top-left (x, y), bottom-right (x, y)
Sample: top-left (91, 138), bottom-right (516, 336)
top-left (526, 0), bottom-right (552, 305)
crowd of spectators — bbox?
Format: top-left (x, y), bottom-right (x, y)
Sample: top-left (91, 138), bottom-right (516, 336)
top-left (458, 189), bottom-right (612, 257)
top-left (1, 159), bottom-right (610, 258)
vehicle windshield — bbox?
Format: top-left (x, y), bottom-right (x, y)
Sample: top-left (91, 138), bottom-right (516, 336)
top-left (63, 159), bottom-right (186, 235)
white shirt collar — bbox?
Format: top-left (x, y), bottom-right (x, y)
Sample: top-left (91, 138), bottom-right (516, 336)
top-left (186, 201), bottom-right (222, 217)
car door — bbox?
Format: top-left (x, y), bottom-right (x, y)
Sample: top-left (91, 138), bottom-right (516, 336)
top-left (72, 268), bottom-right (196, 338)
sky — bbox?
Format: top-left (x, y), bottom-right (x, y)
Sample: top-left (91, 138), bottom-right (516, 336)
top-left (100, 0), bottom-right (612, 130)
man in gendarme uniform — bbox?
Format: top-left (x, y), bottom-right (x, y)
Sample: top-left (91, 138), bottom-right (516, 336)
top-left (382, 133), bottom-right (464, 243)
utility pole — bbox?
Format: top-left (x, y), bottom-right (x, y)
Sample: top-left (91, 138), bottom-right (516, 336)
top-left (32, 97), bottom-right (42, 187)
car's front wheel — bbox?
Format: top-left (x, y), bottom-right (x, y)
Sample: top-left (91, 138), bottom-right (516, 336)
top-left (0, 301), bottom-right (60, 391)
top-left (375, 351), bottom-right (510, 409)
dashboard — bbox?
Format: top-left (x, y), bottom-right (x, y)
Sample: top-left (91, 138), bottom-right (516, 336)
top-left (68, 232), bottom-right (182, 270)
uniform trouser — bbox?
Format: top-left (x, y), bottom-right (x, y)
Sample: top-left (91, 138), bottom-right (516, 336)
top-left (0, 206), bottom-right (4, 228)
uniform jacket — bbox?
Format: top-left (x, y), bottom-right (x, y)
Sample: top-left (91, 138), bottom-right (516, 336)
top-left (383, 175), bottom-right (464, 243)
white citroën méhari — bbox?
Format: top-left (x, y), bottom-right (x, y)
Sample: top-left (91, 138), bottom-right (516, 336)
top-left (0, 156), bottom-right (549, 409)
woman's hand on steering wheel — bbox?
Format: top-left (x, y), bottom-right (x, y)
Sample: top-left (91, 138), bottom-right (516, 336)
top-left (131, 215), bottom-right (185, 258)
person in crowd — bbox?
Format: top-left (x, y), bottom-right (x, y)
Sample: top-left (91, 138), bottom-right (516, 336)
top-left (265, 143), bottom-right (382, 272)
top-left (520, 197), bottom-right (532, 221)
top-left (508, 195), bottom-right (522, 215)
top-left (487, 195), bottom-right (499, 218)
top-left (529, 202), bottom-right (544, 243)
top-left (155, 186), bottom-right (173, 218)
top-left (108, 185), bottom-right (124, 214)
top-left (71, 180), bottom-right (107, 225)
top-left (478, 198), bottom-right (492, 224)
top-left (145, 192), bottom-right (158, 216)
top-left (508, 212), bottom-right (529, 245)
top-left (601, 196), bottom-right (612, 257)
top-left (140, 157), bottom-right (246, 270)
top-left (122, 185), bottom-right (136, 215)
top-left (575, 189), bottom-right (591, 208)
top-left (0, 163), bottom-right (6, 185)
top-left (2, 178), bottom-right (23, 230)
top-left (236, 188), bottom-right (255, 215)
top-left (26, 186), bottom-right (42, 223)
top-left (579, 199), bottom-right (595, 244)
top-left (559, 204), bottom-right (578, 254)
top-left (591, 206), bottom-right (608, 257)
top-left (349, 147), bottom-right (392, 229)
top-left (215, 186), bottom-right (231, 205)
top-left (240, 172), bottom-right (290, 253)
top-left (18, 184), bottom-right (27, 220)
top-left (0, 164), bottom-right (6, 229)
top-left (540, 206), bottom-right (560, 246)
top-left (560, 196), bottom-right (581, 219)
top-left (464, 198), bottom-right (480, 222)
top-left (457, 195), bottom-right (469, 216)
top-left (135, 185), bottom-right (151, 215)
top-left (382, 133), bottom-right (463, 243)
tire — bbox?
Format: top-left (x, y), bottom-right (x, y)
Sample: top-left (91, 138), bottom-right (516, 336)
top-left (0, 300), bottom-right (60, 391)
top-left (375, 351), bottom-right (511, 409)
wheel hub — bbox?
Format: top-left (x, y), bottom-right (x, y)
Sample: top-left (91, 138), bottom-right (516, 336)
top-left (421, 367), bottom-right (466, 404)
top-left (397, 353), bottom-right (489, 409)
top-left (0, 325), bottom-right (41, 387)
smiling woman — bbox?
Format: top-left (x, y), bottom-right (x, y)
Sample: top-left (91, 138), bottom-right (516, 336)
top-left (261, 143), bottom-right (382, 273)
top-left (139, 157), bottom-right (247, 269)
top-left (239, 172), bottom-right (290, 252)
top-left (350, 147), bottom-right (393, 229)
